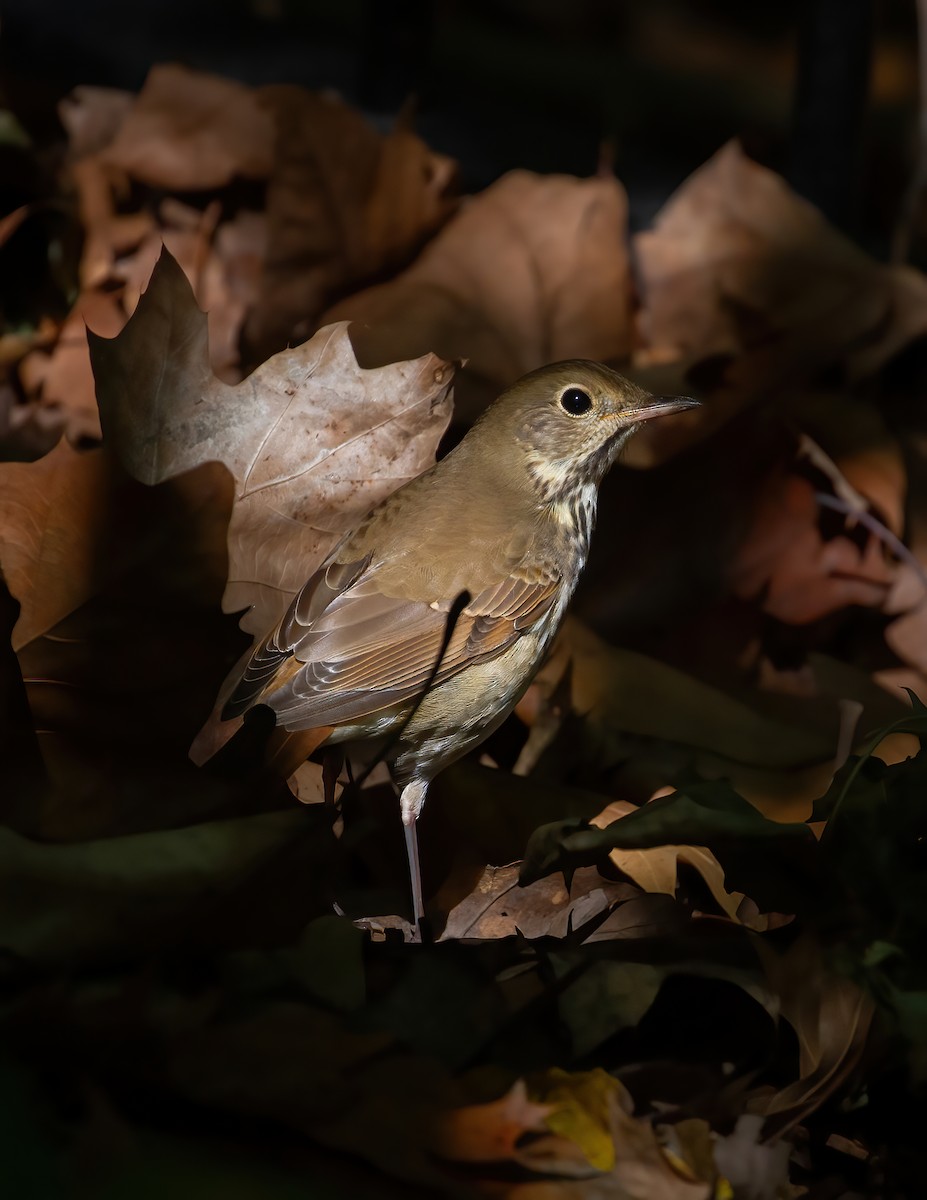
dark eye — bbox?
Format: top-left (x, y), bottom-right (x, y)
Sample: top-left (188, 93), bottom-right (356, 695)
top-left (560, 387), bottom-right (593, 415)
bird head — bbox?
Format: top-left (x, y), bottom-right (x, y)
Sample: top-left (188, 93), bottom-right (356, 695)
top-left (475, 360), bottom-right (699, 501)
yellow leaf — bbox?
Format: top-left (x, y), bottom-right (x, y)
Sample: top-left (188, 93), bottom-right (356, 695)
top-left (530, 1066), bottom-right (628, 1171)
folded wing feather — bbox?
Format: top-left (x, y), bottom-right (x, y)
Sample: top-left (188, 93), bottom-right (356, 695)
top-left (223, 553), bottom-right (560, 731)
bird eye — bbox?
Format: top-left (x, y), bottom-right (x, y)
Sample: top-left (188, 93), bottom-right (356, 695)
top-left (560, 387), bottom-right (593, 415)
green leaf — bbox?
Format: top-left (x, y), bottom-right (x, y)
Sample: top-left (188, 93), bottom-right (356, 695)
top-left (521, 779), bottom-right (812, 887)
top-left (0, 808), bottom-right (318, 966)
top-left (362, 952), bottom-right (506, 1068)
top-left (862, 941), bottom-right (904, 970)
top-left (557, 961), bottom-right (664, 1056)
top-left (820, 694), bottom-right (927, 825)
top-left (518, 816), bottom-right (588, 886)
top-left (883, 984), bottom-right (927, 1079)
top-left (902, 688), bottom-right (927, 717)
top-left (0, 110), bottom-right (30, 148)
top-left (812, 754), bottom-right (889, 823)
top-left (289, 916), bottom-right (367, 1012)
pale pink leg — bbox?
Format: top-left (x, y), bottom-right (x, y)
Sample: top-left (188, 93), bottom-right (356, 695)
top-left (400, 779), bottom-right (429, 937)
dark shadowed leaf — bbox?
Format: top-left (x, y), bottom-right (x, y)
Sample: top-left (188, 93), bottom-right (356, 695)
top-left (90, 249), bottom-right (454, 635)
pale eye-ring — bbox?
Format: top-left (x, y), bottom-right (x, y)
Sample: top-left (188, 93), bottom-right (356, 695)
top-left (560, 387), bottom-right (593, 415)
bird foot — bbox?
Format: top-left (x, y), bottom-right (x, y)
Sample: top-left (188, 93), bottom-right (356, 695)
top-left (347, 909), bottom-right (428, 943)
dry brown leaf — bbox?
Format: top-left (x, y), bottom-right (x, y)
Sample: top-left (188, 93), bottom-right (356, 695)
top-left (244, 87), bottom-right (457, 359)
top-left (0, 204), bottom-right (29, 249)
top-left (18, 291), bottom-right (125, 443)
top-left (440, 864), bottom-right (640, 942)
top-left (89, 248), bottom-right (454, 637)
top-left (10, 468), bottom-right (246, 842)
top-left (58, 84), bottom-right (134, 159)
top-left (56, 74), bottom-right (261, 404)
top-left (731, 472), bottom-right (896, 624)
top-left (0, 429), bottom-right (258, 843)
top-left (366, 119), bottom-right (458, 271)
top-left (116, 204), bottom-right (257, 383)
top-left (209, 210), bottom-right (268, 378)
top-left (729, 395), bottom-right (905, 627)
top-left (590, 799), bottom-right (769, 929)
top-left (0, 315), bottom-right (57, 374)
top-left (435, 1079), bottom-right (555, 1163)
top-left (328, 169), bottom-right (631, 406)
top-left (101, 64), bottom-right (275, 189)
top-left (0, 440), bottom-right (111, 649)
top-left (635, 139), bottom-right (927, 385)
top-left (885, 594), bottom-right (927, 676)
top-left (882, 436), bottom-right (927, 677)
top-left (17, 199), bottom-right (255, 446)
top-left (72, 156), bottom-right (156, 290)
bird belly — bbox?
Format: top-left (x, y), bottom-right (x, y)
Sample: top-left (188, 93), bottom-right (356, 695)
top-left (391, 622), bottom-right (556, 784)
top-left (326, 591), bottom-right (568, 783)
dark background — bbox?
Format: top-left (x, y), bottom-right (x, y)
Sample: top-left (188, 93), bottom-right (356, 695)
top-left (0, 0), bottom-right (921, 248)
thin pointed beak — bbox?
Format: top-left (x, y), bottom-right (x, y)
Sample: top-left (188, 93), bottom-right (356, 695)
top-left (627, 395), bottom-right (701, 423)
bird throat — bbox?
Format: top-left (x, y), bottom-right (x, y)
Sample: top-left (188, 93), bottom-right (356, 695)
top-left (521, 435), bottom-right (619, 569)
top-left (550, 480), bottom-right (598, 567)
top-left (523, 448), bottom-right (603, 561)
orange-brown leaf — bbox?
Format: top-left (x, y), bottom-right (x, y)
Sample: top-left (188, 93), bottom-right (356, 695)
top-left (329, 169), bottom-right (632, 406)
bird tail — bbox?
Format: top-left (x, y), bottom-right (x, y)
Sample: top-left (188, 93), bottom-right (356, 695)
top-left (190, 698), bottom-right (332, 781)
top-left (262, 725), bottom-right (334, 778)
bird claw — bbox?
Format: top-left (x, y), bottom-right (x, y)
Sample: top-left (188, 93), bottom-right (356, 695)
top-left (348, 911), bottom-right (427, 944)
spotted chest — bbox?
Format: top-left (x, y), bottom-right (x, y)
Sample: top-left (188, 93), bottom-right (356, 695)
top-left (549, 481), bottom-right (598, 574)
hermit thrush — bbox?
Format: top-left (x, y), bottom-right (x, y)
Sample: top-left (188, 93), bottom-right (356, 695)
top-left (202, 361), bottom-right (697, 935)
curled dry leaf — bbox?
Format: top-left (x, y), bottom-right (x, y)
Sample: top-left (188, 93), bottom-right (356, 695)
top-left (635, 140), bottom-right (927, 385)
top-left (244, 87), bottom-right (458, 359)
top-left (750, 936), bottom-right (875, 1137)
top-left (89, 248), bottom-right (455, 636)
top-left (590, 799), bottom-right (770, 930)
top-left (100, 63), bottom-right (275, 189)
top-left (328, 169), bottom-right (631, 412)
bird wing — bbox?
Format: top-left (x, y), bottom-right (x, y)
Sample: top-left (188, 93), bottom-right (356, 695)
top-left (222, 553), bottom-right (560, 731)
